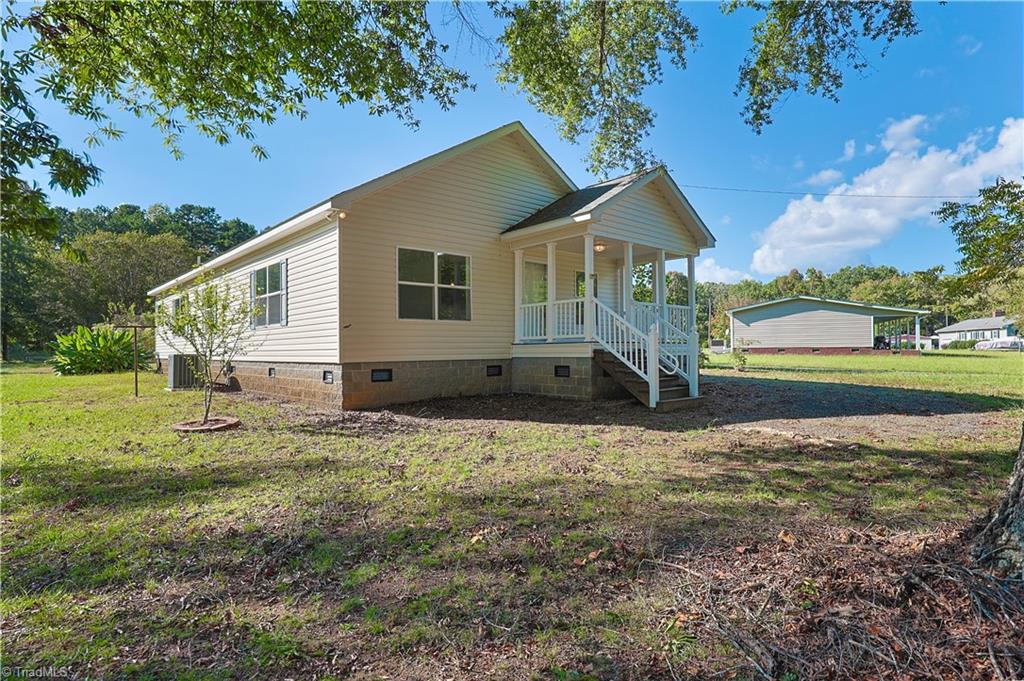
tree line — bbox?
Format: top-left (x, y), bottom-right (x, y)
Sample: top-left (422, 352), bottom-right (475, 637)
top-left (1, 204), bottom-right (256, 357)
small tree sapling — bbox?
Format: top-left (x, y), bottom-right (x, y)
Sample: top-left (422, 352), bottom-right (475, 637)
top-left (156, 274), bottom-right (261, 425)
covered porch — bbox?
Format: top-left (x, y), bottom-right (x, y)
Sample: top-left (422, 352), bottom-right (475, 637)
top-left (510, 234), bottom-right (696, 344)
top-left (498, 166), bottom-right (715, 408)
top-left (503, 230), bottom-right (702, 405)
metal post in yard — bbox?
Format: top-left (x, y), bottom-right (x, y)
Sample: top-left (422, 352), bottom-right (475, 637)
top-left (133, 326), bottom-right (139, 397)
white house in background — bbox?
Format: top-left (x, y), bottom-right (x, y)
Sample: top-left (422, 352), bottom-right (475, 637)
top-left (727, 296), bottom-right (930, 353)
top-left (935, 315), bottom-right (1017, 348)
top-left (150, 122), bottom-right (715, 411)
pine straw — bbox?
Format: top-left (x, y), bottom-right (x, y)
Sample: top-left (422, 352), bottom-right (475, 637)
top-left (655, 522), bottom-right (1024, 680)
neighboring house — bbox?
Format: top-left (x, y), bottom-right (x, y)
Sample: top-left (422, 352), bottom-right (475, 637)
top-left (151, 122), bottom-right (715, 411)
top-left (935, 315), bottom-right (1017, 347)
top-left (727, 296), bottom-right (930, 353)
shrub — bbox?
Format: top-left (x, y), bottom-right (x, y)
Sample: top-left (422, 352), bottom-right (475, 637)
top-left (945, 340), bottom-right (979, 350)
top-left (51, 325), bottom-right (152, 375)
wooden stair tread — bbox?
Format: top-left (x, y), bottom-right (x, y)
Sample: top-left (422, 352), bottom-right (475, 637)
top-left (593, 348), bottom-right (694, 410)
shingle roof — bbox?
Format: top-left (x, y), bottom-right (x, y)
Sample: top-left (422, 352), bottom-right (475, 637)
top-left (935, 315), bottom-right (1015, 333)
top-left (504, 168), bottom-right (657, 232)
top-left (727, 296), bottom-right (929, 316)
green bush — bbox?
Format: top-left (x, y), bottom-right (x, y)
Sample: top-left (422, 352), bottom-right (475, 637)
top-left (945, 340), bottom-right (979, 350)
top-left (50, 325), bottom-right (153, 375)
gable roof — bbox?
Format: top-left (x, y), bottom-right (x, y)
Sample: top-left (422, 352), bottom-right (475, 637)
top-left (727, 296), bottom-right (929, 317)
top-left (503, 166), bottom-right (715, 249)
top-left (935, 315), bottom-right (1015, 333)
top-left (506, 168), bottom-right (653, 231)
top-left (149, 122), bottom-right (576, 296)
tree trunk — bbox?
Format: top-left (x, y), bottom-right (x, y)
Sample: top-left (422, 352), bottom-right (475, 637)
top-left (202, 384), bottom-right (213, 424)
top-left (973, 423), bottom-right (1024, 578)
top-left (1, 328), bottom-right (8, 362)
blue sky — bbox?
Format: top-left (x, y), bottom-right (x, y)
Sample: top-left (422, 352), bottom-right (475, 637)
top-left (21, 1), bottom-right (1024, 282)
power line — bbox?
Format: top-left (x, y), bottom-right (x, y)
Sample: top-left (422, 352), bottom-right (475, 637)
top-left (678, 183), bottom-right (976, 200)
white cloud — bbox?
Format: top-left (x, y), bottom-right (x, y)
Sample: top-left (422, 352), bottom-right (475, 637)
top-left (864, 143), bottom-right (876, 154)
top-left (958, 34), bottom-right (983, 56)
top-left (838, 139), bottom-right (856, 162)
top-left (881, 114), bottom-right (927, 153)
top-left (720, 214), bottom-right (732, 226)
top-left (804, 168), bottom-right (843, 186)
top-left (750, 115), bottom-right (1024, 275)
top-left (696, 257), bottom-right (751, 284)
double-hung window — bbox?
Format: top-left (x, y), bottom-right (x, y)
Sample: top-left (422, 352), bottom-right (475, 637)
top-left (398, 248), bottom-right (470, 321)
top-left (251, 261), bottom-right (287, 327)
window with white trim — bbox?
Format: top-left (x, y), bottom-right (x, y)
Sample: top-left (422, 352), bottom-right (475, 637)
top-left (397, 248), bottom-right (470, 321)
top-left (250, 261), bottom-right (287, 327)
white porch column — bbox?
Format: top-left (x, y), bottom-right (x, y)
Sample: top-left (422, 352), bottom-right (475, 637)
top-left (513, 249), bottom-right (524, 342)
top-left (687, 254), bottom-right (699, 398)
top-left (622, 241), bottom-right (634, 317)
top-left (686, 255), bottom-right (697, 333)
top-left (546, 241), bottom-right (557, 342)
top-left (915, 315), bottom-right (921, 351)
top-left (584, 234), bottom-right (595, 340)
top-left (655, 250), bottom-right (666, 309)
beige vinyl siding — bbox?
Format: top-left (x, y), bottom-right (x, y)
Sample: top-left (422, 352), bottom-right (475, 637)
top-left (340, 134), bottom-right (566, 363)
top-left (155, 220), bottom-right (340, 363)
top-left (596, 182), bottom-right (699, 255)
top-left (521, 248), bottom-right (620, 308)
top-left (732, 299), bottom-right (874, 348)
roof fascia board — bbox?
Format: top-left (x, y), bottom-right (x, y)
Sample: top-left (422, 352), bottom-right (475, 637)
top-left (498, 213), bottom-right (592, 241)
top-left (147, 202), bottom-right (334, 296)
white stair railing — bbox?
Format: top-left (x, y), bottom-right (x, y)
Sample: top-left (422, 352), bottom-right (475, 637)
top-left (593, 299), bottom-right (651, 382)
top-left (593, 299), bottom-right (699, 407)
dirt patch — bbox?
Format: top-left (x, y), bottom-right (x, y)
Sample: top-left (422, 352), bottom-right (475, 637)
top-left (374, 374), bottom-right (1007, 444)
top-left (293, 409), bottom-right (425, 437)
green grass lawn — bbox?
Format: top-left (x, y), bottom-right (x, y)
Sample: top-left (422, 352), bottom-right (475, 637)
top-left (1, 355), bottom-right (1021, 679)
top-left (707, 349), bottom-right (1024, 403)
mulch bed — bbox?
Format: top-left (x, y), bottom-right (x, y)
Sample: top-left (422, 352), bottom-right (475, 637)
top-left (171, 416), bottom-right (241, 433)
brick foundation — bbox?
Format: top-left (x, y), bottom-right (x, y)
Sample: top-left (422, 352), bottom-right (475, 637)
top-left (341, 359), bottom-right (511, 409)
top-left (221, 361), bottom-right (344, 408)
top-left (217, 354), bottom-right (628, 410)
top-left (740, 347), bottom-right (921, 356)
top-left (509, 356), bottom-right (629, 401)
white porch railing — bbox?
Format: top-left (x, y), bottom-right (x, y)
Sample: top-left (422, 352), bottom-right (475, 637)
top-left (518, 298), bottom-right (586, 340)
top-left (631, 302), bottom-right (690, 341)
top-left (520, 302), bottom-right (546, 340)
top-left (552, 298), bottom-right (585, 338)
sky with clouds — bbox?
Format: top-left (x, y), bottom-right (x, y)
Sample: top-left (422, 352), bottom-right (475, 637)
top-left (20, 2), bottom-right (1024, 283)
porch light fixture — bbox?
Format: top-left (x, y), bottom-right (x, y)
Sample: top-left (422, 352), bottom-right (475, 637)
top-left (593, 242), bottom-right (607, 253)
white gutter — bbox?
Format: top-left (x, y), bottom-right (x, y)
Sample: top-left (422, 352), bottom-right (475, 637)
top-left (147, 202), bottom-right (336, 296)
top-left (499, 213), bottom-right (592, 241)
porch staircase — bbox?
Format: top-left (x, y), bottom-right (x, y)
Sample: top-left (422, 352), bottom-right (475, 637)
top-left (590, 299), bottom-right (702, 412)
top-left (592, 350), bottom-right (699, 412)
